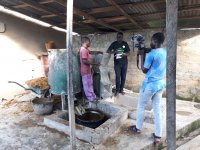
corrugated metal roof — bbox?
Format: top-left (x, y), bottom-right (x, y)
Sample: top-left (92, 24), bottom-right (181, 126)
top-left (115, 0), bottom-right (145, 5)
top-left (0, 0), bottom-right (22, 6)
top-left (74, 0), bottom-right (109, 10)
top-left (0, 0), bottom-right (199, 34)
top-left (123, 2), bottom-right (159, 14)
top-left (92, 11), bottom-right (122, 18)
top-left (44, 3), bottom-right (66, 13)
top-left (179, 0), bottom-right (200, 6)
top-left (22, 6), bottom-right (49, 16)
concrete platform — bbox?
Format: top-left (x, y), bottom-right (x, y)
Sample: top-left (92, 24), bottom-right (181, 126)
top-left (99, 93), bottom-right (200, 149)
top-left (44, 101), bottom-right (128, 145)
top-left (43, 93), bottom-right (200, 149)
top-left (1, 93), bottom-right (200, 150)
top-left (176, 135), bottom-right (200, 150)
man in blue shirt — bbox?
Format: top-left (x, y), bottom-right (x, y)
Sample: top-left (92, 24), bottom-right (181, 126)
top-left (128, 32), bottom-right (166, 144)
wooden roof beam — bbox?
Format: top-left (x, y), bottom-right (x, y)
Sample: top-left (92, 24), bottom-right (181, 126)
top-left (19, 0), bottom-right (66, 20)
top-left (89, 5), bottom-right (200, 24)
top-left (74, 8), bottom-right (121, 32)
top-left (131, 5), bottom-right (200, 18)
top-left (87, 0), bottom-right (165, 14)
top-left (143, 15), bottom-right (200, 23)
top-left (0, 5), bottom-right (63, 28)
top-left (14, 0), bottom-right (99, 32)
top-left (41, 14), bottom-right (57, 18)
top-left (83, 16), bottom-right (127, 24)
top-left (14, 0), bottom-right (55, 9)
top-left (113, 16), bottom-right (200, 28)
top-left (54, 0), bottom-right (122, 32)
top-left (106, 0), bottom-right (142, 29)
top-left (60, 22), bottom-right (102, 32)
top-left (14, 4), bottom-right (29, 9)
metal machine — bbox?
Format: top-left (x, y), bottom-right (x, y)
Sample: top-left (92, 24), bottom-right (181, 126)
top-left (48, 49), bottom-right (81, 110)
top-left (90, 51), bottom-right (112, 99)
top-left (48, 49), bottom-right (112, 111)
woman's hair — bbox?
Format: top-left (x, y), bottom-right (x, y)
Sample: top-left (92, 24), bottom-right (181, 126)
top-left (152, 32), bottom-right (165, 44)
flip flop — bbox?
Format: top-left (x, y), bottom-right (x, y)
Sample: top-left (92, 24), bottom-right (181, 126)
top-left (128, 125), bottom-right (141, 134)
top-left (152, 133), bottom-right (161, 144)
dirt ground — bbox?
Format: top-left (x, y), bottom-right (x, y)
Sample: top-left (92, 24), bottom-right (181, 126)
top-left (0, 94), bottom-right (92, 150)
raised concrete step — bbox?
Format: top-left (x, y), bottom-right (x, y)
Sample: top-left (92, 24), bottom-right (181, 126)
top-left (101, 94), bottom-right (200, 150)
top-left (44, 93), bottom-right (200, 150)
top-left (95, 120), bottom-right (159, 150)
top-left (176, 135), bottom-right (200, 150)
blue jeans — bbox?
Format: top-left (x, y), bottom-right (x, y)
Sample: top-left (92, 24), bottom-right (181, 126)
top-left (136, 86), bottom-right (163, 137)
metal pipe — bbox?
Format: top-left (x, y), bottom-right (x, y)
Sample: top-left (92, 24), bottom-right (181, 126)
top-left (66, 0), bottom-right (76, 149)
top-left (166, 0), bottom-right (178, 149)
top-left (48, 89), bottom-right (52, 101)
top-left (61, 91), bottom-right (66, 111)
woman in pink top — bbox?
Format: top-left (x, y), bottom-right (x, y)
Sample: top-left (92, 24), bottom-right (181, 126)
top-left (80, 37), bottom-right (98, 102)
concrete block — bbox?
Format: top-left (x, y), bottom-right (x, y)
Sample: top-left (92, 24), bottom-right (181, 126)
top-left (44, 101), bottom-right (128, 145)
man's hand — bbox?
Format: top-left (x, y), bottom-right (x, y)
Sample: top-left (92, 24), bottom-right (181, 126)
top-left (122, 52), bottom-right (130, 56)
top-left (122, 53), bottom-right (127, 56)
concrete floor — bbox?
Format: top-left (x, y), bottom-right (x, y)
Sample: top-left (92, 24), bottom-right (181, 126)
top-left (177, 135), bottom-right (200, 150)
top-left (0, 92), bottom-right (200, 150)
top-left (0, 94), bottom-right (92, 150)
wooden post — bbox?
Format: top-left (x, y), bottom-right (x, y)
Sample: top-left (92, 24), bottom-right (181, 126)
top-left (166, 0), bottom-right (178, 150)
top-left (66, 0), bottom-right (76, 149)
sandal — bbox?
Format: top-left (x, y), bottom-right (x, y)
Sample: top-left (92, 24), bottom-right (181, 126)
top-left (120, 91), bottom-right (125, 95)
top-left (152, 133), bottom-right (161, 144)
top-left (128, 125), bottom-right (141, 134)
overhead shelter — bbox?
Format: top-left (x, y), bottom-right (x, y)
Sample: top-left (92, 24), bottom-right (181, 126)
top-left (0, 0), bottom-right (199, 150)
top-left (0, 0), bottom-right (199, 34)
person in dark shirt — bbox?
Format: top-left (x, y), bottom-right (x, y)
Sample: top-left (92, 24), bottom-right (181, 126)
top-left (107, 32), bottom-right (130, 96)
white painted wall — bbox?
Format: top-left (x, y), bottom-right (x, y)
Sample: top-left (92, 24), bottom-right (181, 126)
top-left (0, 12), bottom-right (65, 99)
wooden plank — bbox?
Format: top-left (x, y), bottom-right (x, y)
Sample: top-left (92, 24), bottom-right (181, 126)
top-left (19, 0), bottom-right (66, 20)
top-left (54, 0), bottom-right (121, 32)
top-left (66, 0), bottom-right (76, 149)
top-left (0, 5), bottom-right (63, 27)
top-left (14, 4), bottom-right (28, 9)
top-left (106, 0), bottom-right (142, 29)
top-left (41, 14), bottom-right (57, 18)
top-left (166, 0), bottom-right (178, 149)
top-left (87, 5), bottom-right (200, 23)
top-left (102, 16), bottom-right (127, 23)
top-left (114, 22), bottom-right (135, 27)
top-left (142, 15), bottom-right (200, 23)
top-left (88, 0), bottom-right (165, 14)
top-left (74, 8), bottom-right (121, 32)
top-left (60, 22), bottom-right (101, 32)
top-left (88, 6), bottom-right (115, 14)
top-left (14, 0), bottom-right (55, 9)
top-left (83, 17), bottom-right (128, 24)
top-left (14, 0), bottom-right (100, 32)
top-left (112, 15), bottom-right (200, 29)
top-left (133, 5), bottom-right (200, 17)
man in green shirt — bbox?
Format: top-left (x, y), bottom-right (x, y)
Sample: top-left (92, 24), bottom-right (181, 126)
top-left (107, 32), bottom-right (130, 96)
